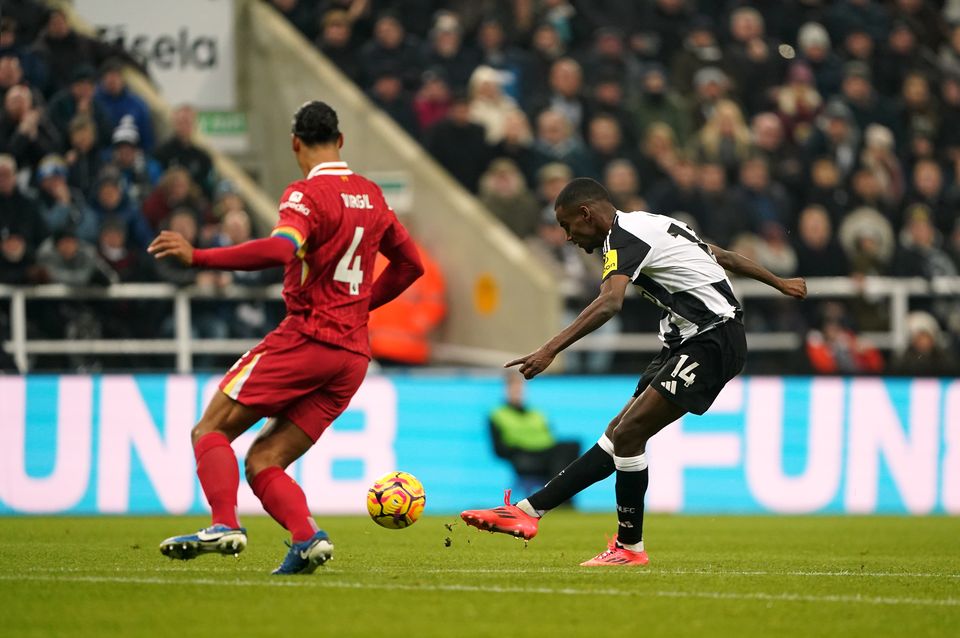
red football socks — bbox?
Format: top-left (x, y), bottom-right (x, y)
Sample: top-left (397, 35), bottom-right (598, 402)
top-left (250, 466), bottom-right (318, 542)
top-left (193, 432), bottom-right (241, 529)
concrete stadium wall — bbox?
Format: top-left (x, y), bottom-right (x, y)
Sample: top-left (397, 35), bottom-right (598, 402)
top-left (2, 374), bottom-right (958, 516)
top-left (234, 0), bottom-right (560, 363)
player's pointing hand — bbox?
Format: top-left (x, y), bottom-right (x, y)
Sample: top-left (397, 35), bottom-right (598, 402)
top-left (505, 347), bottom-right (556, 379)
top-left (148, 230), bottom-right (195, 266)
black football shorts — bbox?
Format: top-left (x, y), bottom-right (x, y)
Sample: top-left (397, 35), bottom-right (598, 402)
top-left (633, 319), bottom-right (747, 415)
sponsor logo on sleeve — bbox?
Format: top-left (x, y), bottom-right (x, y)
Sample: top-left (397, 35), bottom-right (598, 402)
top-left (602, 249), bottom-right (618, 279)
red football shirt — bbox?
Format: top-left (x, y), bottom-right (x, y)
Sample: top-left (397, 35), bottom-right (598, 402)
top-left (269, 161), bottom-right (410, 357)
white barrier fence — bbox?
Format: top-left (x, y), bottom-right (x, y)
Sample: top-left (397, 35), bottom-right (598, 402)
top-left (1, 277), bottom-right (959, 372)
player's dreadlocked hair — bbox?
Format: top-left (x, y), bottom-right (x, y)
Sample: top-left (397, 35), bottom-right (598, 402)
top-left (555, 177), bottom-right (612, 209)
top-left (291, 100), bottom-right (340, 145)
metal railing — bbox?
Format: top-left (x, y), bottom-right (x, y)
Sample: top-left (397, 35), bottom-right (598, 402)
top-left (2, 277), bottom-right (959, 372)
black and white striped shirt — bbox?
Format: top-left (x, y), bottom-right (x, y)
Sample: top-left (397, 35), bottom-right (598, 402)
top-left (601, 210), bottom-right (742, 347)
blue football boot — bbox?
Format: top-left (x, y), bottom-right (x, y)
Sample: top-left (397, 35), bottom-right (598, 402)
top-left (271, 530), bottom-right (334, 575)
top-left (160, 524), bottom-right (247, 560)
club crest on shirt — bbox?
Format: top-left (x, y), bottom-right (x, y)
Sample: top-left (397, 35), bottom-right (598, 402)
top-left (602, 249), bottom-right (618, 279)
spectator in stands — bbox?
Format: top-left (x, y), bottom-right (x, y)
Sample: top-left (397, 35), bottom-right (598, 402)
top-left (904, 159), bottom-right (953, 235)
top-left (849, 167), bottom-right (895, 220)
top-left (774, 62), bottom-right (823, 145)
top-left (689, 66), bottom-right (732, 129)
top-left (898, 71), bottom-right (940, 154)
top-left (142, 166), bottom-right (209, 232)
top-left (806, 301), bottom-right (885, 374)
top-left (525, 23), bottom-right (566, 106)
top-left (0, 83), bottom-right (59, 170)
top-left (534, 0), bottom-right (578, 47)
top-left (640, 0), bottom-right (693, 65)
top-left (646, 154), bottom-right (705, 225)
top-left (838, 61), bottom-right (900, 144)
top-left (938, 23), bottom-right (960, 78)
top-left (487, 373), bottom-right (581, 497)
top-left (476, 18), bottom-right (529, 105)
top-left (585, 71), bottom-right (637, 149)
top-left (603, 158), bottom-right (643, 212)
top-left (890, 310), bottom-right (957, 376)
top-left (95, 59), bottom-right (154, 152)
top-left (0, 225), bottom-right (42, 284)
top-left (270, 0), bottom-right (319, 42)
top-left (529, 58), bottom-right (588, 134)
top-left (33, 8), bottom-right (145, 94)
top-left (212, 208), bottom-right (283, 338)
top-left (630, 64), bottom-right (692, 145)
top-left (635, 122), bottom-right (678, 191)
top-left (580, 27), bottom-right (642, 94)
top-left (532, 108), bottom-right (596, 179)
top-left (89, 168), bottom-right (151, 249)
top-left (315, 9), bottom-right (361, 84)
top-left (35, 153), bottom-right (98, 244)
top-left (806, 156), bottom-right (849, 223)
top-left (494, 108), bottom-right (540, 187)
top-left (154, 105), bottom-right (215, 197)
top-left (413, 69), bottom-right (452, 133)
top-left (841, 24), bottom-right (881, 80)
top-left (368, 68), bottom-right (419, 137)
top-left (893, 205), bottom-right (958, 279)
top-left (534, 161), bottom-right (573, 219)
top-left (798, 22), bottom-right (844, 98)
top-left (825, 0), bottom-right (890, 43)
top-left (478, 158), bottom-right (539, 238)
top-left (890, 0), bottom-right (945, 52)
top-left (105, 115), bottom-right (161, 205)
top-left (694, 99), bottom-right (752, 177)
top-left (839, 206), bottom-right (896, 276)
top-left (97, 216), bottom-right (152, 283)
top-left (0, 153), bottom-right (45, 250)
top-left (424, 92), bottom-right (491, 192)
top-left (47, 64), bottom-right (113, 150)
top-left (730, 155), bottom-right (792, 233)
top-left (584, 113), bottom-right (634, 177)
top-left (35, 226), bottom-right (110, 286)
top-left (724, 6), bottom-right (783, 115)
top-left (794, 204), bottom-right (849, 276)
top-left (468, 65), bottom-right (517, 144)
top-left (876, 20), bottom-right (938, 97)
top-left (153, 207), bottom-right (205, 286)
top-left (750, 112), bottom-right (805, 201)
top-left (359, 13), bottom-right (422, 89)
top-left (421, 11), bottom-right (479, 93)
top-left (0, 54), bottom-right (29, 103)
top-left (859, 123), bottom-right (904, 210)
top-left (0, 16), bottom-right (50, 96)
top-left (806, 99), bottom-right (861, 181)
top-left (753, 223), bottom-right (798, 278)
top-left (670, 15), bottom-right (724, 96)
top-left (63, 114), bottom-right (102, 197)
top-left (697, 161), bottom-right (741, 245)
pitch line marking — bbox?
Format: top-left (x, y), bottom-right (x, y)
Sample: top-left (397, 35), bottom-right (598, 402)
top-left (19, 566), bottom-right (960, 579)
top-left (1, 573), bottom-right (958, 608)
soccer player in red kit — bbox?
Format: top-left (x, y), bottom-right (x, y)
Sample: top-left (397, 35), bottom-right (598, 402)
top-left (149, 101), bottom-right (423, 574)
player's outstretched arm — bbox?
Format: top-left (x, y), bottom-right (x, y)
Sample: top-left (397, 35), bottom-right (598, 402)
top-left (505, 274), bottom-right (630, 379)
top-left (148, 231), bottom-right (295, 271)
top-left (708, 244), bottom-right (807, 299)
top-left (369, 236), bottom-right (424, 311)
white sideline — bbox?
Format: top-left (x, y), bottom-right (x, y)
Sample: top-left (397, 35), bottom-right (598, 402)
top-left (1, 573), bottom-right (957, 608)
top-left (20, 566), bottom-right (960, 579)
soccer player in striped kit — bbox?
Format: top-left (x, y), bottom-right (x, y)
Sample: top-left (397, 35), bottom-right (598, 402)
top-left (150, 101), bottom-right (423, 574)
top-left (462, 178), bottom-right (807, 566)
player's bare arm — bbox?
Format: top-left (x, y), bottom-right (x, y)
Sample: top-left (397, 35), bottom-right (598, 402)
top-left (370, 236), bottom-right (424, 311)
top-left (506, 274), bottom-right (631, 379)
top-left (708, 243), bottom-right (807, 299)
top-left (149, 231), bottom-right (296, 271)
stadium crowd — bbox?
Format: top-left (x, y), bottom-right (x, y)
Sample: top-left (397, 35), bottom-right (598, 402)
top-left (274, 0), bottom-right (960, 375)
top-left (0, 3), bottom-right (282, 370)
top-left (0, 0), bottom-right (957, 375)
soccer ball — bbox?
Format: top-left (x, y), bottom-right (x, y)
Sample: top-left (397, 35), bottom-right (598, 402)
top-left (366, 471), bottom-right (426, 529)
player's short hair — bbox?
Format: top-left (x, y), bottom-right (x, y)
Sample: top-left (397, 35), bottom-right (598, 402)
top-left (555, 177), bottom-right (611, 210)
top-left (291, 100), bottom-right (340, 146)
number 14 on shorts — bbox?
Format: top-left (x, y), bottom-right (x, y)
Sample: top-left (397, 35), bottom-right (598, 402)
top-left (672, 354), bottom-right (699, 387)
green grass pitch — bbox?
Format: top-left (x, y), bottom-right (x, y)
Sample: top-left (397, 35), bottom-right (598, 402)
top-left (1, 513), bottom-right (958, 637)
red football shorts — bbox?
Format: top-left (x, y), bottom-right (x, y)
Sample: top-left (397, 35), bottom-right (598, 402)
top-left (218, 323), bottom-right (368, 442)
